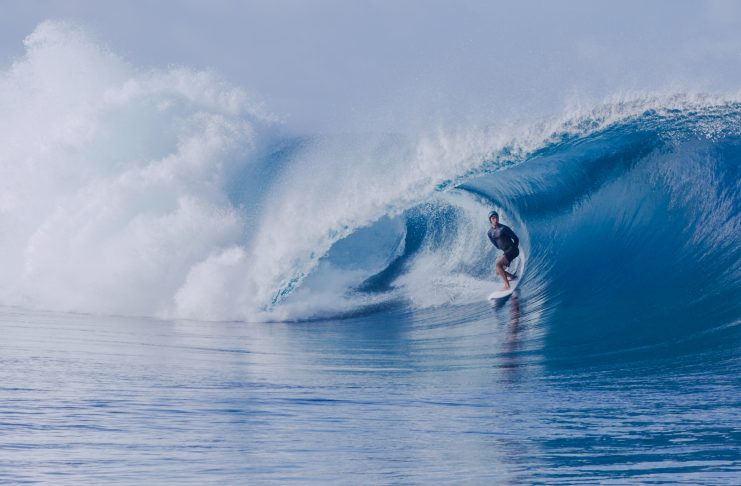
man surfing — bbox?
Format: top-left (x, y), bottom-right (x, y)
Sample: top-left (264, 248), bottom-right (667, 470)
top-left (487, 211), bottom-right (520, 291)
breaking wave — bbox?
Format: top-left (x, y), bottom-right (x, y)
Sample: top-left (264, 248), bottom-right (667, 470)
top-left (1, 21), bottom-right (739, 345)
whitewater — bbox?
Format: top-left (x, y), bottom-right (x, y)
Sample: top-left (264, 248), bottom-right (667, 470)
top-left (1, 20), bottom-right (739, 484)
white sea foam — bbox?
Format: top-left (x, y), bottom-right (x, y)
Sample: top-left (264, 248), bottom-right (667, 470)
top-left (0, 21), bottom-right (268, 318)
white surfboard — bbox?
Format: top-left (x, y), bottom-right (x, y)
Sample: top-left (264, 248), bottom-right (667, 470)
top-left (488, 250), bottom-right (525, 301)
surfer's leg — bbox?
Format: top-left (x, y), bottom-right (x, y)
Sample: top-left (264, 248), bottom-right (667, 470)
top-left (495, 255), bottom-right (511, 290)
top-left (502, 248), bottom-right (519, 280)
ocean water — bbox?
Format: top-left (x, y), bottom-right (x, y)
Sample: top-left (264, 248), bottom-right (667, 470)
top-left (1, 21), bottom-right (740, 484)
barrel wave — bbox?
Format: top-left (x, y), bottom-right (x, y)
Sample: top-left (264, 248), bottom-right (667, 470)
top-left (284, 100), bottom-right (741, 360)
top-left (1, 22), bottom-right (739, 355)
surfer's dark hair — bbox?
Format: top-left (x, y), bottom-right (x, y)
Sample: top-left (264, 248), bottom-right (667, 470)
top-left (488, 211), bottom-right (498, 221)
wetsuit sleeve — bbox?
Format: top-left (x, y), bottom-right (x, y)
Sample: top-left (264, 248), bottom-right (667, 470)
top-left (487, 230), bottom-right (498, 248)
top-left (505, 226), bottom-right (519, 247)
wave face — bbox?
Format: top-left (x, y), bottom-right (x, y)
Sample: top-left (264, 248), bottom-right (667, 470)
top-left (251, 98), bottom-right (740, 339)
top-left (1, 21), bottom-right (739, 354)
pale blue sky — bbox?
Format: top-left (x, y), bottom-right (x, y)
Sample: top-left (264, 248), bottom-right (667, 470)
top-left (2, 0), bottom-right (741, 132)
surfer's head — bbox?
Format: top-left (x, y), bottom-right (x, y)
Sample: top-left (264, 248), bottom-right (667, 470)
top-left (488, 211), bottom-right (498, 226)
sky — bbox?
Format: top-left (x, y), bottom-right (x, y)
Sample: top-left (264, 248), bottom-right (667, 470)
top-left (2, 0), bottom-right (741, 132)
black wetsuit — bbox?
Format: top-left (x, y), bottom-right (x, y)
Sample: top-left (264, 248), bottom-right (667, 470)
top-left (487, 224), bottom-right (520, 263)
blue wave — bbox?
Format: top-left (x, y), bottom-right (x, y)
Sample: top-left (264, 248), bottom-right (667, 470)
top-left (289, 101), bottom-right (740, 365)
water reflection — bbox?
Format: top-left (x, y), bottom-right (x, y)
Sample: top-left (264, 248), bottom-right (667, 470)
top-left (502, 294), bottom-right (522, 382)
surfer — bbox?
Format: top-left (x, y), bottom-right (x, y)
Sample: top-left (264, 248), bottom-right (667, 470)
top-left (487, 211), bottom-right (520, 290)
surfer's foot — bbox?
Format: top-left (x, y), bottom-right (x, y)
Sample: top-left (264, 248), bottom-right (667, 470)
top-left (501, 286), bottom-right (511, 291)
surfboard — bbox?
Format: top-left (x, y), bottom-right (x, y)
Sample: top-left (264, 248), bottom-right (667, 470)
top-left (488, 250), bottom-right (525, 301)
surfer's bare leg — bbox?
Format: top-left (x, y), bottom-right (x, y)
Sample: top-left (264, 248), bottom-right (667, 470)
top-left (495, 255), bottom-right (511, 290)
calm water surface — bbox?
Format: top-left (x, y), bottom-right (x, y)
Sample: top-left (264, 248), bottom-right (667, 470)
top-left (1, 301), bottom-right (738, 484)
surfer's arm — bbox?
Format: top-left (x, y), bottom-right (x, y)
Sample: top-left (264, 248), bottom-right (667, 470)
top-left (487, 231), bottom-right (499, 248)
top-left (505, 226), bottom-right (519, 247)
